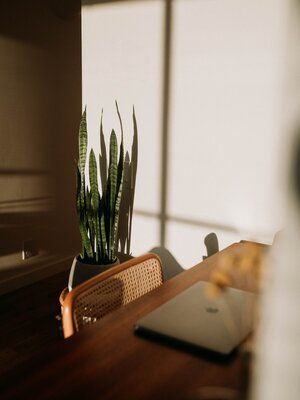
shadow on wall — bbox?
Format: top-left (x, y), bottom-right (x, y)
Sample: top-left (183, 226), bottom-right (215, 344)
top-left (150, 246), bottom-right (184, 280)
top-left (117, 108), bottom-right (138, 256)
top-left (150, 232), bottom-right (220, 280)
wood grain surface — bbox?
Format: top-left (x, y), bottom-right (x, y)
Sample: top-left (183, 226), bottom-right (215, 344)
top-left (0, 242), bottom-right (265, 400)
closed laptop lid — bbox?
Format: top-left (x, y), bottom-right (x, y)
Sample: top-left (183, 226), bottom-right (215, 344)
top-left (135, 281), bottom-right (255, 355)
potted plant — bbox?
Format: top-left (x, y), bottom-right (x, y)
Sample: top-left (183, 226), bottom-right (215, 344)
top-left (68, 103), bottom-right (138, 290)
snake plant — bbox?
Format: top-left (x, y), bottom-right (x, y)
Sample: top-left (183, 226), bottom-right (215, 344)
top-left (76, 103), bottom-right (136, 265)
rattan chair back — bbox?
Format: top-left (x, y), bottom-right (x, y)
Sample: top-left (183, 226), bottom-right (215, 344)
top-left (61, 253), bottom-right (163, 338)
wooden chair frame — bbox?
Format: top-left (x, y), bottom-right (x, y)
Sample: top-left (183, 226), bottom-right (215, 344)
top-left (62, 253), bottom-right (163, 338)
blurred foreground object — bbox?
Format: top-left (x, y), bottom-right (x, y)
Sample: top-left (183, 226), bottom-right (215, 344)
top-left (251, 131), bottom-right (300, 399)
top-left (208, 241), bottom-right (266, 298)
top-left (207, 241), bottom-right (268, 400)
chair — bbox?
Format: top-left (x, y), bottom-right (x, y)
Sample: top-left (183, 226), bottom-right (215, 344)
top-left (61, 253), bottom-right (163, 338)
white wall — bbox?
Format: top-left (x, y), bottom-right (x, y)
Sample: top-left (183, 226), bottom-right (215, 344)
top-left (82, 0), bottom-right (287, 268)
top-left (167, 0), bottom-right (287, 266)
top-left (82, 0), bottom-right (163, 257)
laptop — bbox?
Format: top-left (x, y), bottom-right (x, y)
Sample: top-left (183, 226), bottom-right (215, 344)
top-left (134, 281), bottom-right (255, 355)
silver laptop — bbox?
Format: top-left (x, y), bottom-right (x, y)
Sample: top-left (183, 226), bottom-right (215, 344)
top-left (135, 281), bottom-right (255, 355)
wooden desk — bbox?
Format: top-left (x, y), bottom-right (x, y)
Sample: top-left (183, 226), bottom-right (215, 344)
top-left (0, 242), bottom-right (265, 400)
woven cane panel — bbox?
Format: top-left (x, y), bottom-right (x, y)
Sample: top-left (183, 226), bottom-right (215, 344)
top-left (73, 258), bottom-right (163, 332)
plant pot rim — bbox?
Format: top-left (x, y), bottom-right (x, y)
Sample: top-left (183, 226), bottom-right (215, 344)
top-left (75, 256), bottom-right (119, 267)
top-left (68, 256), bottom-right (120, 291)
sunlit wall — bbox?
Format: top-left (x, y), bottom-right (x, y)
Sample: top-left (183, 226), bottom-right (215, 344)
top-left (82, 0), bottom-right (163, 258)
top-left (82, 0), bottom-right (286, 267)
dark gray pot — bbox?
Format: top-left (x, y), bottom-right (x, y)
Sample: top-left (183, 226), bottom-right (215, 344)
top-left (68, 257), bottom-right (119, 291)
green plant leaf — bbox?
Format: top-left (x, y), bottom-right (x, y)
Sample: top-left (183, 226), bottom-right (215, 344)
top-left (78, 107), bottom-right (88, 181)
top-left (127, 106), bottom-right (138, 254)
top-left (117, 151), bottom-right (130, 254)
top-left (89, 149), bottom-right (99, 212)
top-left (100, 211), bottom-right (108, 261)
top-left (79, 218), bottom-right (93, 259)
top-left (76, 166), bottom-right (82, 214)
top-left (111, 176), bottom-right (123, 260)
top-left (75, 104), bottom-right (136, 264)
top-left (107, 130), bottom-right (118, 257)
top-left (108, 130), bottom-right (118, 209)
top-left (99, 109), bottom-right (107, 197)
top-left (116, 101), bottom-right (124, 197)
